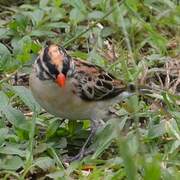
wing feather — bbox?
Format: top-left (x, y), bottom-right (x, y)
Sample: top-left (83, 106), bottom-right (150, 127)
top-left (72, 58), bottom-right (127, 101)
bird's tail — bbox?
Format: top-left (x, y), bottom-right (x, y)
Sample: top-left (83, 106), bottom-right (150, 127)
top-left (127, 83), bottom-right (164, 95)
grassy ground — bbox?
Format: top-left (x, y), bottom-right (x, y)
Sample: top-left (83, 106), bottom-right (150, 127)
top-left (0, 0), bottom-right (179, 179)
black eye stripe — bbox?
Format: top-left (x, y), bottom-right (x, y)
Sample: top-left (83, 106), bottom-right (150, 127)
top-left (35, 57), bottom-right (52, 80)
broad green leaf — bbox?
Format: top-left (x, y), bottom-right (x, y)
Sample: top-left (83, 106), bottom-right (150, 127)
top-left (53, 0), bottom-right (62, 7)
top-left (0, 156), bottom-right (23, 170)
top-left (12, 35), bottom-right (32, 56)
top-left (166, 119), bottom-right (180, 139)
top-left (110, 1), bottom-right (126, 26)
top-left (45, 22), bottom-right (69, 29)
top-left (0, 128), bottom-right (9, 145)
top-left (34, 157), bottom-right (55, 170)
top-left (126, 0), bottom-right (138, 12)
top-left (66, 0), bottom-right (86, 12)
top-left (88, 11), bottom-right (104, 20)
top-left (30, 30), bottom-right (56, 37)
top-left (0, 91), bottom-right (9, 108)
top-left (31, 42), bottom-right (42, 53)
top-left (8, 14), bottom-right (28, 33)
top-left (49, 8), bottom-right (65, 21)
top-left (12, 86), bottom-right (41, 112)
top-left (0, 144), bottom-right (26, 157)
top-left (163, 0), bottom-right (176, 8)
top-left (46, 119), bottom-right (61, 138)
top-left (125, 95), bottom-right (139, 113)
top-left (56, 127), bottom-right (69, 137)
top-left (18, 35), bottom-right (32, 48)
top-left (170, 140), bottom-right (180, 154)
top-left (68, 120), bottom-right (78, 135)
top-left (16, 53), bottom-right (31, 63)
top-left (1, 105), bottom-right (30, 131)
top-left (171, 111), bottom-right (180, 120)
top-left (46, 171), bottom-right (64, 179)
top-left (91, 117), bottom-right (128, 158)
top-left (145, 24), bottom-right (168, 53)
top-left (0, 43), bottom-right (10, 57)
top-left (148, 121), bottom-right (166, 138)
top-left (88, 49), bottom-right (105, 67)
top-left (20, 4), bottom-right (35, 10)
top-left (70, 8), bottom-right (85, 24)
top-left (34, 143), bottom-right (49, 155)
top-left (101, 27), bottom-right (114, 37)
top-left (0, 128), bottom-right (9, 138)
top-left (0, 28), bottom-right (8, 38)
top-left (39, 0), bottom-right (49, 8)
top-left (29, 9), bottom-right (44, 25)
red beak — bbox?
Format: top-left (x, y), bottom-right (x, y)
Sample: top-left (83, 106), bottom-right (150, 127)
top-left (56, 73), bottom-right (66, 87)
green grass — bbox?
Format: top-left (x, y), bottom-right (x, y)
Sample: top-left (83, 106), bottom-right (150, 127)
top-left (0, 0), bottom-right (179, 179)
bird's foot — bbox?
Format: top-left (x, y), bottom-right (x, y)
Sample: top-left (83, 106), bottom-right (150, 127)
top-left (64, 148), bottom-right (94, 163)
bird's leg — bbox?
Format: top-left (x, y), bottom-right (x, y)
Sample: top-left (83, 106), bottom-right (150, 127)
top-left (66, 119), bottom-right (103, 162)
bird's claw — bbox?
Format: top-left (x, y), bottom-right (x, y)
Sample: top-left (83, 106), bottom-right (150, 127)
top-left (64, 149), bottom-right (94, 163)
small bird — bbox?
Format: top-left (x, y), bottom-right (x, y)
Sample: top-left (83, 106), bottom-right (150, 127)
top-left (29, 44), bottom-right (138, 161)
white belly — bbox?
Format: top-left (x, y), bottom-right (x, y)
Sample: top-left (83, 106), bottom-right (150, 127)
top-left (29, 73), bottom-right (97, 120)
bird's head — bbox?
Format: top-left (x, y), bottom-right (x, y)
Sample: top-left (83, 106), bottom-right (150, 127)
top-left (37, 44), bottom-right (72, 87)
top-left (44, 44), bottom-right (64, 73)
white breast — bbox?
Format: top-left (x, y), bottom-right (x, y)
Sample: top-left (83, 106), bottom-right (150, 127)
top-left (29, 72), bottom-right (98, 120)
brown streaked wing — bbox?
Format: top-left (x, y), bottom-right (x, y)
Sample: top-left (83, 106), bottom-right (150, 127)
top-left (72, 58), bottom-right (127, 101)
